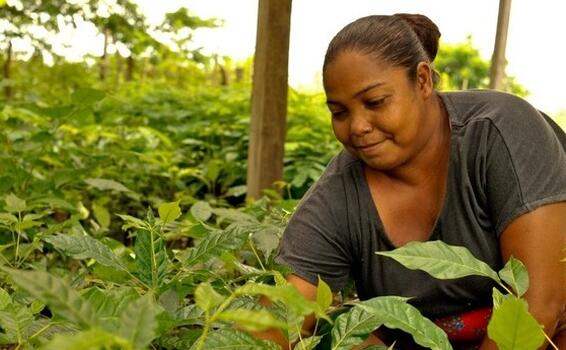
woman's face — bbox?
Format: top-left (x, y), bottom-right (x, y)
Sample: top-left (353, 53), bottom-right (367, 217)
top-left (323, 50), bottom-right (433, 170)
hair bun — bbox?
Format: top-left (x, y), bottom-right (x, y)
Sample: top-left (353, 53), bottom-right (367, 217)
top-left (393, 13), bottom-right (441, 62)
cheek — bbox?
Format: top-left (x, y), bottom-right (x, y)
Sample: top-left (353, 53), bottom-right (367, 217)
top-left (331, 121), bottom-right (350, 144)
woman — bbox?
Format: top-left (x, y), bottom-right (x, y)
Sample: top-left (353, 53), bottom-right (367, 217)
top-left (273, 14), bottom-right (566, 349)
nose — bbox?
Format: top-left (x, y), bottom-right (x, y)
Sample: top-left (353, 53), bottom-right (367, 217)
top-left (350, 112), bottom-right (373, 137)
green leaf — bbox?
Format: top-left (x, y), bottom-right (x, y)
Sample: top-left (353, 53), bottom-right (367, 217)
top-left (376, 240), bottom-right (500, 282)
top-left (5, 193), bottom-right (26, 212)
top-left (235, 283), bottom-right (328, 321)
top-left (196, 328), bottom-right (280, 350)
top-left (85, 178), bottom-right (131, 192)
top-left (0, 304), bottom-right (33, 343)
top-left (316, 276), bottom-right (333, 312)
top-left (194, 282), bottom-right (224, 312)
top-left (331, 306), bottom-right (383, 350)
top-left (217, 308), bottom-right (287, 332)
top-left (498, 257), bottom-right (529, 297)
top-left (226, 185), bottom-right (247, 197)
top-left (0, 287), bottom-right (12, 310)
top-left (159, 200), bottom-right (181, 224)
top-left (492, 287), bottom-right (506, 309)
top-left (118, 294), bottom-right (161, 350)
top-left (83, 287), bottom-right (139, 324)
top-left (357, 297), bottom-right (451, 350)
top-left (71, 88), bottom-right (106, 106)
top-left (487, 297), bottom-right (545, 350)
top-left (1, 267), bottom-right (97, 329)
top-left (252, 226), bottom-right (280, 258)
top-left (0, 212), bottom-right (18, 224)
top-left (44, 234), bottom-right (125, 270)
top-left (92, 203), bottom-right (111, 228)
top-left (117, 214), bottom-right (149, 231)
top-left (43, 328), bottom-right (131, 350)
top-left (183, 223), bottom-right (250, 267)
top-left (190, 201), bottom-right (212, 222)
top-left (293, 335), bottom-right (323, 350)
top-left (134, 230), bottom-right (169, 290)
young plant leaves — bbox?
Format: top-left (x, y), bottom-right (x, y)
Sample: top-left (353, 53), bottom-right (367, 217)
top-left (0, 304), bottom-right (34, 344)
top-left (44, 234), bottom-right (125, 270)
top-left (194, 328), bottom-right (280, 350)
top-left (235, 283), bottom-right (328, 321)
top-left (1, 267), bottom-right (97, 329)
top-left (0, 287), bottom-right (12, 310)
top-left (134, 230), bottom-right (169, 291)
top-left (316, 276), bottom-right (333, 312)
top-left (357, 296), bottom-right (451, 350)
top-left (498, 257), bottom-right (529, 297)
top-left (5, 193), bottom-right (26, 212)
top-left (294, 335), bottom-right (323, 350)
top-left (217, 308), bottom-right (287, 332)
top-left (331, 306), bottom-right (383, 350)
top-left (190, 201), bottom-right (213, 222)
top-left (377, 240), bottom-right (500, 282)
top-left (183, 223), bottom-right (250, 267)
top-left (118, 294), bottom-right (161, 350)
top-left (487, 297), bottom-right (545, 350)
top-left (43, 329), bottom-right (131, 350)
top-left (158, 200), bottom-right (181, 224)
top-left (84, 178), bottom-right (132, 193)
top-left (194, 282), bottom-right (224, 312)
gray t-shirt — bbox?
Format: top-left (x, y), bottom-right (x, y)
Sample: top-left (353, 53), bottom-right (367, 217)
top-left (276, 90), bottom-right (566, 318)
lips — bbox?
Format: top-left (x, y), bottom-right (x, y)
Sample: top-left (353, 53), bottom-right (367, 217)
top-left (355, 140), bottom-right (384, 149)
top-left (354, 140), bottom-right (386, 154)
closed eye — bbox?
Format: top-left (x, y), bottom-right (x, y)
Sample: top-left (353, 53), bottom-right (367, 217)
top-left (364, 97), bottom-right (386, 109)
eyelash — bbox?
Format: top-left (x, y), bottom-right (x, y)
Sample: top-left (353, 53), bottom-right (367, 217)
top-left (329, 97), bottom-right (387, 119)
top-left (365, 98), bottom-right (386, 109)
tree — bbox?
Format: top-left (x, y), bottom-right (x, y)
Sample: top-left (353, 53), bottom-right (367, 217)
top-left (0, 0), bottom-right (81, 99)
top-left (246, 0), bottom-right (293, 200)
top-left (435, 38), bottom-right (527, 96)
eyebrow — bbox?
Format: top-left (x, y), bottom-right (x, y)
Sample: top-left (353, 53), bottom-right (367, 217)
top-left (326, 81), bottom-right (386, 105)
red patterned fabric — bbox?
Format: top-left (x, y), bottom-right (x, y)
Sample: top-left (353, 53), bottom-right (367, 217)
top-left (433, 307), bottom-right (492, 343)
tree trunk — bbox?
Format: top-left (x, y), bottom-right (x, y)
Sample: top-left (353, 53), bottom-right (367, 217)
top-left (489, 0), bottom-right (512, 90)
top-left (246, 0), bottom-right (293, 200)
top-left (3, 41), bottom-right (12, 100)
top-left (125, 55), bottom-right (134, 81)
top-left (99, 28), bottom-right (110, 82)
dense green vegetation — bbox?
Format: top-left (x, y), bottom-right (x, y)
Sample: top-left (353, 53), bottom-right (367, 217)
top-left (1, 1), bottom-right (564, 349)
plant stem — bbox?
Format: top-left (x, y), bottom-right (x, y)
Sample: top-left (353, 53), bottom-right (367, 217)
top-left (149, 228), bottom-right (158, 291)
top-left (194, 311), bottom-right (211, 350)
top-left (194, 293), bottom-right (237, 350)
top-left (15, 211), bottom-right (21, 266)
top-left (544, 332), bottom-right (559, 350)
top-left (249, 240), bottom-right (266, 271)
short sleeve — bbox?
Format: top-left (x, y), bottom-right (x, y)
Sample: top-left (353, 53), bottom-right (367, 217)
top-left (275, 176), bottom-right (352, 292)
top-left (485, 95), bottom-right (566, 236)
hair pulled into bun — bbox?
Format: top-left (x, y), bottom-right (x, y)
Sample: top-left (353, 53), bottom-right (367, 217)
top-left (392, 13), bottom-right (441, 62)
top-left (323, 13), bottom-right (441, 84)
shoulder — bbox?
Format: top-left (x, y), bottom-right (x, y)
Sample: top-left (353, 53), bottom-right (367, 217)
top-left (440, 90), bottom-right (564, 150)
top-left (440, 89), bottom-right (541, 129)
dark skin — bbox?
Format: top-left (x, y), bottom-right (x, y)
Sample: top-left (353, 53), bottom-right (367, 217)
top-left (257, 50), bottom-right (566, 349)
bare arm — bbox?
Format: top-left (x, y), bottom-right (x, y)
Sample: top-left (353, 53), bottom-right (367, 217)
top-left (252, 274), bottom-right (319, 348)
top-left (479, 202), bottom-right (566, 350)
top-left (253, 274), bottom-right (385, 349)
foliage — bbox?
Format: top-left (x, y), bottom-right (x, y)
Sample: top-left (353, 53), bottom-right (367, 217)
top-left (436, 37), bottom-right (528, 96)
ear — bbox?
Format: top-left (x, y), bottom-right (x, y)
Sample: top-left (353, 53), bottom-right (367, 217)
top-left (415, 62), bottom-right (434, 98)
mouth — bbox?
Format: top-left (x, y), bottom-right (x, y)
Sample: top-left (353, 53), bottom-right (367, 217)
top-left (354, 140), bottom-right (386, 154)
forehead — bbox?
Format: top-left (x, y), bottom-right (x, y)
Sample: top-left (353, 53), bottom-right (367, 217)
top-left (323, 50), bottom-right (402, 95)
